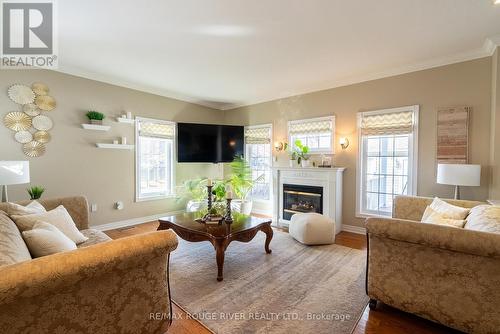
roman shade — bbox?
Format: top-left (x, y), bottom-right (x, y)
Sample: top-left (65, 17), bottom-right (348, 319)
top-left (138, 120), bottom-right (175, 139)
top-left (289, 118), bottom-right (333, 136)
top-left (360, 111), bottom-right (414, 136)
top-left (245, 126), bottom-right (271, 144)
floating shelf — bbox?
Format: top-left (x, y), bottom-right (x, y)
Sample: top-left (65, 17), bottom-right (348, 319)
top-left (81, 123), bottom-right (111, 131)
top-left (96, 143), bottom-right (134, 150)
top-left (116, 117), bottom-right (135, 124)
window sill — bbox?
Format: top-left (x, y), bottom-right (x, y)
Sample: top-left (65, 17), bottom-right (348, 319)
top-left (355, 212), bottom-right (391, 219)
top-left (135, 194), bottom-right (177, 202)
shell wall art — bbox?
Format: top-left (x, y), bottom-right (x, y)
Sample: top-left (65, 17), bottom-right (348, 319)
top-left (3, 83), bottom-right (56, 157)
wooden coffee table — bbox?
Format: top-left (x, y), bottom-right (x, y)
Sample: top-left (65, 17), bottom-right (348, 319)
top-left (158, 212), bottom-right (273, 281)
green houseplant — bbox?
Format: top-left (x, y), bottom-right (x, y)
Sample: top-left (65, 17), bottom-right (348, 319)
top-left (229, 156), bottom-right (264, 215)
top-left (86, 111), bottom-right (106, 125)
top-left (294, 139), bottom-right (311, 167)
top-left (27, 186), bottom-right (45, 200)
top-left (177, 178), bottom-right (208, 212)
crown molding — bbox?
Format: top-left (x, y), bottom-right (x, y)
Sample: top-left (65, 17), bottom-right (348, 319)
top-left (51, 36), bottom-right (500, 111)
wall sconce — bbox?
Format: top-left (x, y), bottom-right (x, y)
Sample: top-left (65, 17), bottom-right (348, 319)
top-left (339, 137), bottom-right (349, 150)
top-left (274, 141), bottom-right (287, 152)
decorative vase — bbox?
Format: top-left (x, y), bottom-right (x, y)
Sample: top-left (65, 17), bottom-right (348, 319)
top-left (301, 160), bottom-right (311, 168)
top-left (90, 119), bottom-right (103, 125)
top-left (289, 159), bottom-right (296, 167)
top-left (231, 199), bottom-right (253, 215)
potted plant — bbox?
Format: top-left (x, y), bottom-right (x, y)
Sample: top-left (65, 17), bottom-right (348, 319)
top-left (294, 139), bottom-right (311, 167)
top-left (229, 156), bottom-right (264, 215)
top-left (86, 111), bottom-right (105, 125)
top-left (27, 186), bottom-right (45, 200)
top-left (178, 178), bottom-right (208, 212)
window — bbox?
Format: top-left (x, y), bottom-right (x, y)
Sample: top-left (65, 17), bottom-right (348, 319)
top-left (135, 118), bottom-right (176, 201)
top-left (357, 106), bottom-right (419, 217)
top-left (244, 124), bottom-right (272, 201)
top-left (288, 116), bottom-right (335, 154)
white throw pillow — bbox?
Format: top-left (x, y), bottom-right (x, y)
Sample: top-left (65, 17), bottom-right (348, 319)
top-left (6, 200), bottom-right (46, 216)
top-left (11, 205), bottom-right (88, 244)
top-left (421, 206), bottom-right (466, 228)
top-left (22, 221), bottom-right (77, 257)
top-left (429, 197), bottom-right (470, 220)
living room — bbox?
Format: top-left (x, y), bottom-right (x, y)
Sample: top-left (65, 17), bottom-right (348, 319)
top-left (1, 1), bottom-right (500, 334)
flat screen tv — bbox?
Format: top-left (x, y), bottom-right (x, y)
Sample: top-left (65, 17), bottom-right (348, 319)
top-left (177, 123), bottom-right (244, 163)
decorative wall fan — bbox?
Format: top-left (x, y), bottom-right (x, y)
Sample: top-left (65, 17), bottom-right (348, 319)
top-left (3, 82), bottom-right (56, 157)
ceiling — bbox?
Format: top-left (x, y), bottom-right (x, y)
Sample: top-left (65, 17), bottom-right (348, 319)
top-left (58, 0), bottom-right (500, 110)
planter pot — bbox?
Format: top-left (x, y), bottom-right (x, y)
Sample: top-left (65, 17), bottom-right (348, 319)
top-left (231, 199), bottom-right (253, 215)
top-left (90, 119), bottom-right (103, 125)
top-left (289, 160), bottom-right (296, 168)
top-left (301, 160), bottom-right (311, 168)
top-left (186, 200), bottom-right (207, 212)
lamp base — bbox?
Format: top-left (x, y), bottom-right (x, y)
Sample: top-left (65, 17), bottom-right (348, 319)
top-left (1, 185), bottom-right (8, 203)
top-left (454, 185), bottom-right (460, 200)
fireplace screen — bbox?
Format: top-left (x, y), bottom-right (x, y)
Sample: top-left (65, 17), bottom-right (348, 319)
top-left (283, 184), bottom-right (323, 221)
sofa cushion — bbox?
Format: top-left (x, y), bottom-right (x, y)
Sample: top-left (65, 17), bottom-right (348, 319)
top-left (22, 221), bottom-right (77, 257)
top-left (465, 205), bottom-right (500, 234)
top-left (5, 200), bottom-right (46, 216)
top-left (78, 229), bottom-right (112, 248)
top-left (421, 206), bottom-right (466, 228)
top-left (11, 205), bottom-right (88, 244)
top-left (429, 197), bottom-right (470, 220)
top-left (0, 210), bottom-right (32, 266)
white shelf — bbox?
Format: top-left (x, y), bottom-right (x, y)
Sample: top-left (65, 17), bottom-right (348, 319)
top-left (96, 143), bottom-right (134, 150)
top-left (81, 123), bottom-right (111, 131)
top-left (116, 117), bottom-right (135, 124)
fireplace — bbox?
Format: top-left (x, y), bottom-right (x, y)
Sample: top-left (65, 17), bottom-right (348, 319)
top-left (282, 184), bottom-right (323, 220)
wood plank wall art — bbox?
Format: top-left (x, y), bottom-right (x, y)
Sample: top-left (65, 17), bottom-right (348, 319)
top-left (436, 106), bottom-right (470, 164)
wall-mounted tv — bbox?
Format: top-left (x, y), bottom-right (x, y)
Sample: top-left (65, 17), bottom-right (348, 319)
top-left (177, 123), bottom-right (244, 163)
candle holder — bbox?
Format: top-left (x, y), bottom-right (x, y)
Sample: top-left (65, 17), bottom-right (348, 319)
top-left (207, 185), bottom-right (213, 211)
top-left (224, 198), bottom-right (233, 223)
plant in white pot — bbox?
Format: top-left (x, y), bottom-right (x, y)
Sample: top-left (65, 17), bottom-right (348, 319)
top-left (177, 178), bottom-right (208, 212)
top-left (294, 139), bottom-right (311, 167)
top-left (229, 156), bottom-right (264, 215)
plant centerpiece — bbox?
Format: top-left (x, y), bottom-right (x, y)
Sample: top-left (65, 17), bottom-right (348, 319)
top-left (177, 178), bottom-right (208, 212)
top-left (229, 156), bottom-right (264, 215)
top-left (294, 139), bottom-right (311, 167)
top-left (86, 111), bottom-right (105, 125)
top-left (27, 186), bottom-right (45, 200)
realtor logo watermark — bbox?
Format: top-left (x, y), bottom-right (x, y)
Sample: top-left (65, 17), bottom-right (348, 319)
top-left (1, 0), bottom-right (57, 69)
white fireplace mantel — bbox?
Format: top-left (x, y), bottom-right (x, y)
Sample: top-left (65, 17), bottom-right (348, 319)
top-left (272, 166), bottom-right (345, 234)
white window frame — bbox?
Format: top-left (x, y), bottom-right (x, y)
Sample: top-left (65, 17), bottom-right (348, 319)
top-left (244, 123), bottom-right (273, 203)
top-left (135, 117), bottom-right (176, 202)
top-left (356, 105), bottom-right (419, 218)
top-left (288, 116), bottom-right (335, 155)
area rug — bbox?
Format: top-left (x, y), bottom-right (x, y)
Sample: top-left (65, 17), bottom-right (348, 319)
top-left (169, 229), bottom-right (368, 334)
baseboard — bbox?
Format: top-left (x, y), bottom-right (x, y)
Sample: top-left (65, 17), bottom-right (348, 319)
top-left (342, 224), bottom-right (366, 235)
top-left (92, 210), bottom-right (184, 231)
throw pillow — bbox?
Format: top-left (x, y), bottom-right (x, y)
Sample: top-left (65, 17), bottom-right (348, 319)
top-left (5, 200), bottom-right (46, 216)
top-left (11, 205), bottom-right (88, 244)
top-left (0, 210), bottom-right (32, 266)
top-left (22, 221), bottom-right (77, 257)
top-left (429, 197), bottom-right (470, 220)
top-left (464, 205), bottom-right (500, 234)
top-left (421, 206), bottom-right (466, 228)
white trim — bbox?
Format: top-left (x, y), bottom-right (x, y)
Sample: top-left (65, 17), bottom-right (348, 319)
top-left (92, 210), bottom-right (184, 231)
top-left (356, 105), bottom-right (419, 217)
top-left (135, 117), bottom-right (177, 202)
top-left (341, 224), bottom-right (366, 235)
top-left (244, 123), bottom-right (273, 202)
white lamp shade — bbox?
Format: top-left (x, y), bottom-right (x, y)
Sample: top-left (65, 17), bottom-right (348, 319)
top-left (437, 164), bottom-right (480, 187)
top-left (0, 161), bottom-right (30, 185)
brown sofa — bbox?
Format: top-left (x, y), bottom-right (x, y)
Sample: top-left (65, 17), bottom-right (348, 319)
top-left (0, 196), bottom-right (178, 334)
top-left (365, 195), bottom-right (500, 334)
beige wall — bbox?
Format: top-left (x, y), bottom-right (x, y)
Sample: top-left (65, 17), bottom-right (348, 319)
top-left (0, 70), bottom-right (225, 226)
top-left (489, 48), bottom-right (500, 199)
top-left (225, 58), bottom-right (492, 228)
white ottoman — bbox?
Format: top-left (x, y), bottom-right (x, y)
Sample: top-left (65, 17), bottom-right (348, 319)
top-left (289, 213), bottom-right (335, 245)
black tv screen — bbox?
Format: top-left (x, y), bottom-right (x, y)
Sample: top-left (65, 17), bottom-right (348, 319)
top-left (177, 123), bottom-right (244, 163)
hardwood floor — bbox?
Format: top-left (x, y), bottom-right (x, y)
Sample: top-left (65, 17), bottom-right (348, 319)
top-left (106, 221), bottom-right (460, 334)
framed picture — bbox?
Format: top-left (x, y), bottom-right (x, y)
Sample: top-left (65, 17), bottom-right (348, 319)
top-left (436, 106), bottom-right (470, 164)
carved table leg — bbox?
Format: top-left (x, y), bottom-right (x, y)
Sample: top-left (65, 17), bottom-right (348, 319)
top-left (214, 239), bottom-right (228, 281)
top-left (262, 224), bottom-right (273, 254)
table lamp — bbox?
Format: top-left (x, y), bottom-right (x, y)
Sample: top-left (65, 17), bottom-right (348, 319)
top-left (436, 163), bottom-right (480, 200)
top-left (0, 161), bottom-right (30, 202)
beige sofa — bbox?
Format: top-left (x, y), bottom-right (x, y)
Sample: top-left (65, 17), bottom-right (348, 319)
top-left (0, 196), bottom-right (178, 334)
top-left (366, 195), bottom-right (500, 334)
